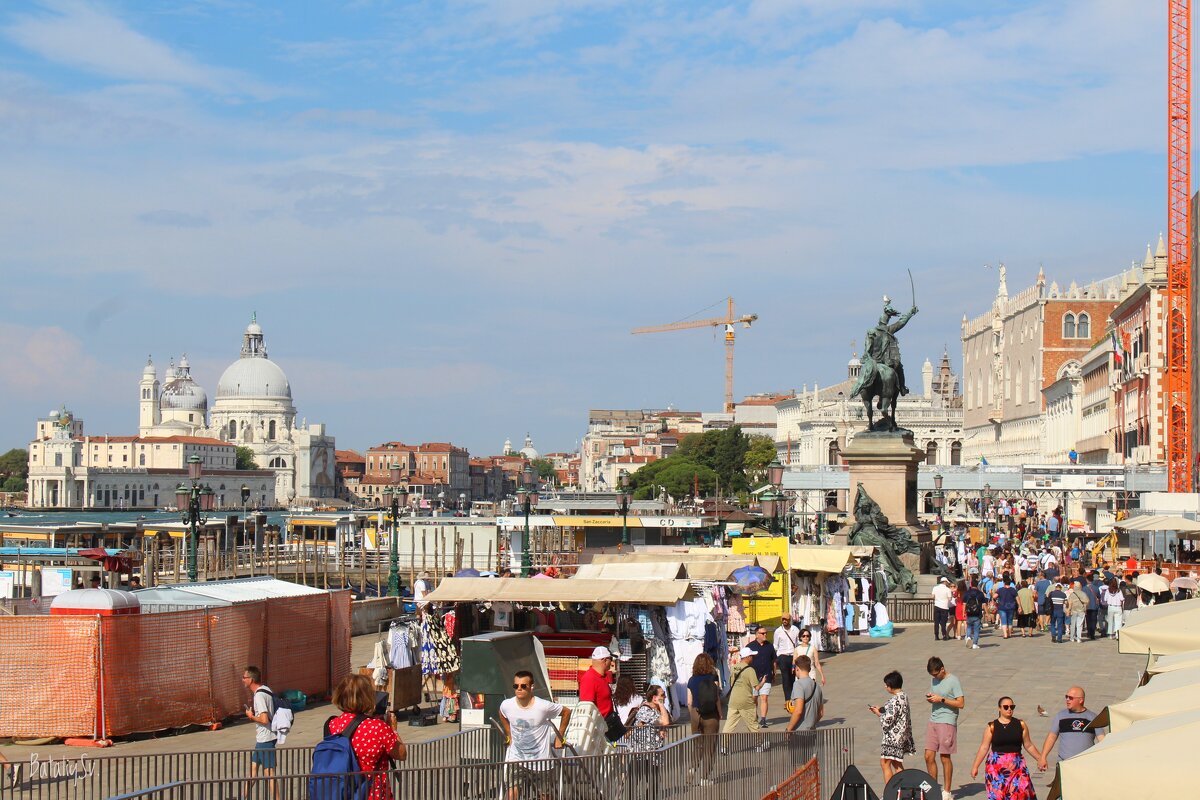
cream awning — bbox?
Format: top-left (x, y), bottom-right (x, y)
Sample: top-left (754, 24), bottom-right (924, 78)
top-left (588, 551), bottom-right (782, 575)
top-left (424, 577), bottom-right (694, 605)
top-left (1118, 597), bottom-right (1200, 655)
top-left (789, 545), bottom-right (855, 574)
top-left (1116, 515), bottom-right (1200, 533)
top-left (1146, 647), bottom-right (1200, 676)
top-left (1098, 666), bottom-right (1200, 734)
top-left (573, 562), bottom-right (687, 581)
top-left (1050, 709), bottom-right (1200, 800)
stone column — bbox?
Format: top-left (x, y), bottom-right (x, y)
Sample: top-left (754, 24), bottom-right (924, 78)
top-left (839, 430), bottom-right (926, 528)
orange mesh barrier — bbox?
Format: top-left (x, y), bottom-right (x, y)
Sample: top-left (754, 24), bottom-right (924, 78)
top-left (206, 602), bottom-right (267, 721)
top-left (329, 590), bottom-right (352, 692)
top-left (0, 593), bottom-right (352, 740)
top-left (99, 610), bottom-right (213, 736)
top-left (265, 594), bottom-right (330, 699)
top-left (762, 758), bottom-right (820, 800)
top-left (0, 616), bottom-right (99, 738)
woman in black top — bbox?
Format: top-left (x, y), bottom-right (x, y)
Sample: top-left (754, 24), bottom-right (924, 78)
top-left (970, 696), bottom-right (1044, 800)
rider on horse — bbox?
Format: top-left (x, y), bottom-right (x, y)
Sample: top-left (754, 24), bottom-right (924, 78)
top-left (849, 297), bottom-right (918, 404)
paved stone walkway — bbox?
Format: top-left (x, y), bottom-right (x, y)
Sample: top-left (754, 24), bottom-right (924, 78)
top-left (1, 624), bottom-right (1144, 799)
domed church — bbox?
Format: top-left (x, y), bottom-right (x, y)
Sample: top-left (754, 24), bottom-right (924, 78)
top-left (138, 315), bottom-right (337, 502)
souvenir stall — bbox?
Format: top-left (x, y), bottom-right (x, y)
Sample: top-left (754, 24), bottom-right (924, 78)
top-left (423, 577), bottom-right (695, 711)
top-left (787, 545), bottom-right (881, 653)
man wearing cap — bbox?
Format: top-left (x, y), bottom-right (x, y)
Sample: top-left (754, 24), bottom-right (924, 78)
top-left (931, 577), bottom-right (955, 641)
top-left (772, 615), bottom-right (800, 705)
top-left (579, 646), bottom-right (619, 738)
top-left (723, 647), bottom-right (761, 733)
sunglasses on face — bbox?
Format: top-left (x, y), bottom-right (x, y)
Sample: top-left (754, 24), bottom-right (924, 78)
top-left (513, 683), bottom-right (532, 690)
top-left (1000, 704), bottom-right (1016, 710)
top-left (1065, 695), bottom-right (1080, 701)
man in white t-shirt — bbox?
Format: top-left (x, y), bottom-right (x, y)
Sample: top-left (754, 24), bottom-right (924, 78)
top-left (414, 571), bottom-right (431, 607)
top-left (498, 670), bottom-right (571, 800)
top-left (931, 577), bottom-right (955, 641)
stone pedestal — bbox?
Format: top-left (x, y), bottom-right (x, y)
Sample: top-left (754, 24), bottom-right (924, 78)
top-left (840, 429), bottom-right (925, 528)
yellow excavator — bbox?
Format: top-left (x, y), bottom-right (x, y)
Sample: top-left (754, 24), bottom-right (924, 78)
top-left (1087, 530), bottom-right (1120, 567)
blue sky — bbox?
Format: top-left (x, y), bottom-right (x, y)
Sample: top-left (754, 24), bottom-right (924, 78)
top-left (0, 0), bottom-right (1175, 456)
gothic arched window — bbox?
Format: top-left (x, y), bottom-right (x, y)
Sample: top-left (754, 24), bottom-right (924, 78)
top-left (1077, 313), bottom-right (1090, 339)
top-left (950, 441), bottom-right (962, 466)
top-left (1062, 313), bottom-right (1076, 339)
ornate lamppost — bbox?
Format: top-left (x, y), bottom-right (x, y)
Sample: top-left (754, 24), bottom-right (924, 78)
top-left (983, 482), bottom-right (992, 536)
top-left (176, 455), bottom-right (215, 583)
top-left (384, 463), bottom-right (408, 597)
top-left (618, 472), bottom-right (631, 547)
top-left (932, 472), bottom-right (945, 534)
top-left (517, 466), bottom-right (538, 576)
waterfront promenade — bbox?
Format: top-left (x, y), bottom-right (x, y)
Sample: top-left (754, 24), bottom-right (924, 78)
top-left (0, 622), bottom-right (1141, 798)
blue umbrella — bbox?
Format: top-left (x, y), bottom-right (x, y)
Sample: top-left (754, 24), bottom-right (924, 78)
top-left (454, 568), bottom-right (481, 578)
top-left (731, 565), bottom-right (773, 595)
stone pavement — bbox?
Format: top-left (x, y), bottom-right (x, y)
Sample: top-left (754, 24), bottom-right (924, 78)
top-left (779, 620), bottom-right (1144, 799)
top-left (0, 624), bottom-right (1144, 799)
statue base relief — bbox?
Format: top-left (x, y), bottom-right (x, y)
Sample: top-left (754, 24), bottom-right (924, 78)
top-left (840, 428), bottom-right (925, 529)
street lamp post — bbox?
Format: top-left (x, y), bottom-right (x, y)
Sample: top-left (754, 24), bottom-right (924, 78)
top-left (932, 472), bottom-right (945, 535)
top-left (240, 484), bottom-right (250, 549)
top-left (619, 472), bottom-right (631, 547)
top-left (517, 466), bottom-right (538, 577)
top-left (384, 464), bottom-right (408, 597)
top-left (983, 483), bottom-right (992, 536)
top-left (176, 455), bottom-right (215, 583)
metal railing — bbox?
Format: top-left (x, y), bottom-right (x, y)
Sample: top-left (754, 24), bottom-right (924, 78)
top-left (3, 728), bottom-right (852, 800)
top-left (886, 597), bottom-right (933, 623)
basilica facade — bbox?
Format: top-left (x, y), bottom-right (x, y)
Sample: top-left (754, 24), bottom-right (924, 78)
top-left (136, 317), bottom-right (337, 502)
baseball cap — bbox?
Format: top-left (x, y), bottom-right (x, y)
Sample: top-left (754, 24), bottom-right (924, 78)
top-left (590, 646), bottom-right (615, 660)
top-left (939, 577), bottom-right (951, 584)
top-left (738, 646), bottom-right (755, 659)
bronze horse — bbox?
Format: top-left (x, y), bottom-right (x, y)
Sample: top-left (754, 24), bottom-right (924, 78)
top-left (858, 360), bottom-right (901, 432)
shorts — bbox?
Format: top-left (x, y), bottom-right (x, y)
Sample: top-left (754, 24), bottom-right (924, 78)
top-left (924, 721), bottom-right (958, 755)
top-left (505, 763), bottom-right (557, 793)
top-left (754, 682), bottom-right (772, 697)
top-left (251, 740), bottom-right (277, 769)
top-left (998, 608), bottom-right (1015, 626)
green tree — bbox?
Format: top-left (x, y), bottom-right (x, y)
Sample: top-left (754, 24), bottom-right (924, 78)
top-left (235, 446), bottom-right (259, 470)
top-left (627, 457), bottom-right (716, 500)
top-left (530, 459), bottom-right (557, 483)
top-left (0, 448), bottom-right (28, 492)
top-left (744, 435), bottom-right (777, 487)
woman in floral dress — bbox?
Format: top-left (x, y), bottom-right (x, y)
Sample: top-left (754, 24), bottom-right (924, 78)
top-left (869, 670), bottom-right (915, 782)
top-left (970, 696), bottom-right (1044, 800)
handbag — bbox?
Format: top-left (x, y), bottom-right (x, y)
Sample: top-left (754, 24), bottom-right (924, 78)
top-left (603, 709), bottom-right (627, 742)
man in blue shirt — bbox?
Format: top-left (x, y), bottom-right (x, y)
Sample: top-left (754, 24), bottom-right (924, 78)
top-left (1034, 572), bottom-right (1052, 633)
top-left (745, 626), bottom-right (776, 727)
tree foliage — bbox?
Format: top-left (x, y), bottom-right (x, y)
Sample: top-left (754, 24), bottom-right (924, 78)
top-left (744, 435), bottom-right (777, 487)
top-left (0, 448), bottom-right (28, 492)
top-left (530, 459), bottom-right (557, 483)
top-left (630, 425), bottom-right (758, 499)
top-left (235, 446), bottom-right (259, 470)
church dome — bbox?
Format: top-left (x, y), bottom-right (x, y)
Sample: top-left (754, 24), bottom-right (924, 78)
top-left (519, 434), bottom-right (539, 460)
top-left (217, 358), bottom-right (291, 400)
top-left (214, 318), bottom-right (292, 401)
top-left (161, 355), bottom-right (208, 411)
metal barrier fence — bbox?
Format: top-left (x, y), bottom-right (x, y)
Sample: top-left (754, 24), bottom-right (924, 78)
top-left (886, 597), bottom-right (933, 623)
top-left (2, 727), bottom-right (852, 800)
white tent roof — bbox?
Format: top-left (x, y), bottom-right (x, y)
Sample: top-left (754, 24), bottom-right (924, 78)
top-left (133, 577), bottom-right (328, 606)
top-left (1051, 709), bottom-right (1200, 800)
top-left (1118, 597), bottom-right (1200, 655)
top-left (1098, 665), bottom-right (1200, 734)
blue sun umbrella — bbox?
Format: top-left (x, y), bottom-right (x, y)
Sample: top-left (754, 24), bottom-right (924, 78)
top-left (731, 565), bottom-right (773, 595)
top-left (454, 568), bottom-right (481, 578)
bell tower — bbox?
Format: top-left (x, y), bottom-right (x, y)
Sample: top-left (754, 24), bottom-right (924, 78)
top-left (139, 356), bottom-right (160, 435)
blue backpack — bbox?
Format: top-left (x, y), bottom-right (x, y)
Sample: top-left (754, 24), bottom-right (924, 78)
top-left (308, 715), bottom-right (369, 800)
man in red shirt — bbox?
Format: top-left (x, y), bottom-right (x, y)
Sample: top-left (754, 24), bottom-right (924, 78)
top-left (1124, 554), bottom-right (1138, 573)
top-left (578, 646), bottom-right (615, 717)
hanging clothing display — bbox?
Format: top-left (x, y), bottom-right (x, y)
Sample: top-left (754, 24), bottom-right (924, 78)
top-left (420, 613), bottom-right (461, 675)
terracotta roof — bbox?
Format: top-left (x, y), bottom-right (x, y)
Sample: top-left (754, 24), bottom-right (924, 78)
top-left (418, 442), bottom-right (467, 453)
top-left (738, 394), bottom-right (793, 406)
top-left (369, 442), bottom-right (416, 452)
top-left (336, 449), bottom-right (366, 463)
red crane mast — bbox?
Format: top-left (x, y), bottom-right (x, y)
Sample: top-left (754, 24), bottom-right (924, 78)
top-left (1166, 0), bottom-right (1193, 491)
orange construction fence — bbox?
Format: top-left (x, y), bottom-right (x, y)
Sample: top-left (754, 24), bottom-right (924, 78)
top-left (0, 590), bottom-right (351, 740)
top-left (761, 758), bottom-right (820, 800)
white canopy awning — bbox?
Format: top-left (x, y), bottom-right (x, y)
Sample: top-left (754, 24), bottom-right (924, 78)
top-left (1118, 597), bottom-right (1200, 655)
top-left (424, 577), bottom-right (694, 606)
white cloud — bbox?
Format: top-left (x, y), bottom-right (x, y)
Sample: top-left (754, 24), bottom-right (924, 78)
top-left (0, 322), bottom-right (107, 398)
top-left (4, 0), bottom-right (279, 99)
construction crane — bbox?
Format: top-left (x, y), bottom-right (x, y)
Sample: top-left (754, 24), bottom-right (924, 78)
top-left (632, 297), bottom-right (758, 413)
top-left (1166, 0), bottom-right (1193, 491)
